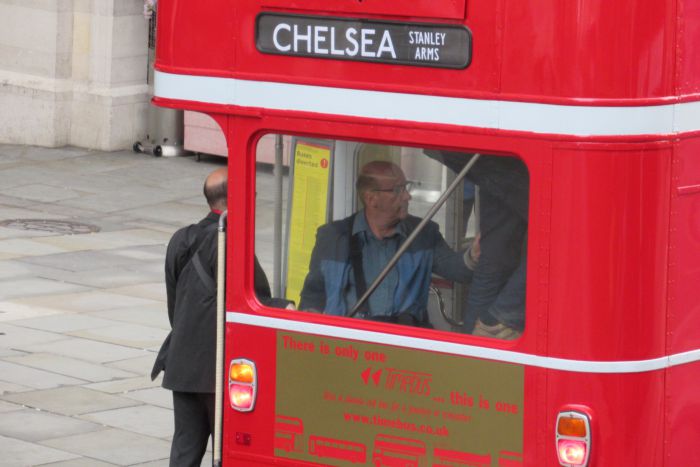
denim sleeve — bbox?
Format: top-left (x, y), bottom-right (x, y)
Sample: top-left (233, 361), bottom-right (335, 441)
top-left (431, 228), bottom-right (472, 283)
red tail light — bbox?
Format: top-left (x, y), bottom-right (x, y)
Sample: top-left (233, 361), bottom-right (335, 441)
top-left (229, 359), bottom-right (257, 412)
top-left (556, 409), bottom-right (591, 466)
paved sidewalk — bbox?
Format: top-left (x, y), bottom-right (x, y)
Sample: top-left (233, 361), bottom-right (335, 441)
top-left (0, 144), bottom-right (226, 466)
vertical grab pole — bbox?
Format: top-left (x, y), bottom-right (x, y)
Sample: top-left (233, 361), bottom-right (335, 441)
top-left (213, 210), bottom-right (227, 467)
top-left (273, 134), bottom-right (284, 297)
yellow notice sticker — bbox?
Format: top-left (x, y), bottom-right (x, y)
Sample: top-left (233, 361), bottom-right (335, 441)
top-left (285, 141), bottom-right (332, 305)
top-left (275, 332), bottom-right (524, 466)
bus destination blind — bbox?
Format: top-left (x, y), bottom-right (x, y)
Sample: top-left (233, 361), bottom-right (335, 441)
top-left (256, 13), bottom-right (472, 69)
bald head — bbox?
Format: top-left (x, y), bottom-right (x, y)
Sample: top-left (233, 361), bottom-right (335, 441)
top-left (203, 167), bottom-right (227, 210)
top-left (356, 161), bottom-right (405, 205)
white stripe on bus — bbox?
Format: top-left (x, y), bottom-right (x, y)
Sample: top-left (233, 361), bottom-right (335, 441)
top-left (154, 70), bottom-right (700, 137)
top-left (226, 312), bottom-right (700, 374)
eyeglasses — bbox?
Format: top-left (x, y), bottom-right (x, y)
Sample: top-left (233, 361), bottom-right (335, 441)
top-left (373, 181), bottom-right (414, 196)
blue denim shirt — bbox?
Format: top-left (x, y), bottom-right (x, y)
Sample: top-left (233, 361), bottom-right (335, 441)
top-left (299, 211), bottom-right (473, 323)
top-left (352, 212), bottom-right (406, 317)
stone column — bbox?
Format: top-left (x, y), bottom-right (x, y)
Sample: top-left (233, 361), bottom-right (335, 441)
top-left (0, 0), bottom-right (149, 150)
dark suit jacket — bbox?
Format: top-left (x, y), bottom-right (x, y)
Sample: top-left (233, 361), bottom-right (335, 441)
top-left (151, 212), bottom-right (220, 392)
top-left (151, 212), bottom-right (274, 393)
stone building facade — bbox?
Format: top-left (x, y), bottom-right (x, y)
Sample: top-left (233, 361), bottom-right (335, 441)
top-left (0, 0), bottom-right (149, 150)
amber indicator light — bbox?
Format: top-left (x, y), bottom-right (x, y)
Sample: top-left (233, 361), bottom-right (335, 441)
top-left (557, 416), bottom-right (587, 437)
top-left (230, 363), bottom-right (254, 383)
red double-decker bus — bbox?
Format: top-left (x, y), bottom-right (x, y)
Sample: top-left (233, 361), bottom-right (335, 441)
top-left (153, 0), bottom-right (700, 465)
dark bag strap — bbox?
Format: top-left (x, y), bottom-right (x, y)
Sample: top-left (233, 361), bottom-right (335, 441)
top-left (348, 214), bottom-right (369, 316)
top-left (188, 221), bottom-right (218, 294)
top-left (192, 251), bottom-right (216, 294)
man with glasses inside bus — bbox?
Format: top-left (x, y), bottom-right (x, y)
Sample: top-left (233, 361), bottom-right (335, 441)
top-left (299, 161), bottom-right (478, 326)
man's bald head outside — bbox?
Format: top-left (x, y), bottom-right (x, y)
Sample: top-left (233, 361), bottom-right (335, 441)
top-left (203, 167), bottom-right (228, 211)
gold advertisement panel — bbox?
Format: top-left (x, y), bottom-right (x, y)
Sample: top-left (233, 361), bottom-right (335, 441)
top-left (275, 331), bottom-right (523, 466)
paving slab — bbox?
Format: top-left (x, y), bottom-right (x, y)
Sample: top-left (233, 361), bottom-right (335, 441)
top-left (129, 460), bottom-right (169, 467)
top-left (0, 184), bottom-right (84, 203)
top-left (107, 354), bottom-right (158, 375)
top-left (132, 452), bottom-right (211, 467)
top-left (41, 151), bottom-right (141, 175)
top-left (0, 400), bottom-right (23, 413)
top-left (0, 260), bottom-right (70, 280)
top-left (0, 277), bottom-right (90, 300)
top-left (89, 306), bottom-right (170, 330)
top-left (7, 145), bottom-right (93, 162)
top-left (128, 260), bottom-right (166, 277)
top-left (27, 266), bottom-right (161, 289)
top-left (105, 282), bottom-right (166, 302)
top-left (0, 323), bottom-right (66, 348)
top-left (0, 302), bottom-right (64, 322)
top-left (44, 172), bottom-right (147, 195)
top-left (40, 428), bottom-right (171, 466)
top-left (12, 290), bottom-right (161, 314)
top-left (0, 347), bottom-right (26, 358)
top-left (1, 386), bottom-right (140, 416)
top-left (9, 313), bottom-right (119, 333)
top-left (0, 238), bottom-right (69, 258)
top-left (0, 380), bottom-right (33, 395)
top-left (122, 219), bottom-right (181, 234)
top-left (0, 407), bottom-right (104, 442)
top-left (0, 206), bottom-right (70, 221)
top-left (57, 187), bottom-right (187, 214)
top-left (121, 387), bottom-right (172, 410)
top-left (17, 250), bottom-right (152, 272)
top-left (68, 323), bottom-right (168, 349)
top-left (0, 435), bottom-right (79, 467)
top-left (23, 202), bottom-right (101, 218)
top-left (107, 245), bottom-right (167, 261)
top-left (37, 458), bottom-right (118, 467)
top-left (80, 405), bottom-right (172, 439)
top-left (121, 202), bottom-right (207, 225)
top-left (0, 361), bottom-right (87, 390)
top-left (4, 354), bottom-right (138, 383)
top-left (35, 229), bottom-right (170, 252)
top-left (86, 375), bottom-right (161, 395)
top-left (0, 225), bottom-right (57, 240)
top-left (10, 337), bottom-right (148, 364)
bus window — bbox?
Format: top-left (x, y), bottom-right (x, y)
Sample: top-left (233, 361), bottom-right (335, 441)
top-left (255, 135), bottom-right (529, 339)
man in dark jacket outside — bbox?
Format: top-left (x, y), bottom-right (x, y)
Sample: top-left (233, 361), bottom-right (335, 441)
top-left (151, 167), bottom-right (272, 466)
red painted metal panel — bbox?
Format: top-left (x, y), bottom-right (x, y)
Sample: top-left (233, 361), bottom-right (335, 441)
top-left (155, 0), bottom-right (693, 104)
top-left (499, 0), bottom-right (677, 100)
top-left (548, 143), bottom-right (671, 361)
top-left (677, 0), bottom-right (700, 95)
top-left (546, 371), bottom-right (666, 466)
top-left (666, 363), bottom-right (700, 466)
top-left (224, 325), bottom-right (278, 460)
top-left (155, 0), bottom-right (236, 76)
top-left (256, 0), bottom-right (467, 21)
top-left (667, 137), bottom-right (700, 355)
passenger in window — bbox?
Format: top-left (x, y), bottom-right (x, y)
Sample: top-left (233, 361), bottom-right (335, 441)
top-left (468, 189), bottom-right (527, 340)
top-left (466, 157), bottom-right (527, 340)
top-left (424, 151), bottom-right (528, 340)
top-left (299, 161), bottom-right (477, 327)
